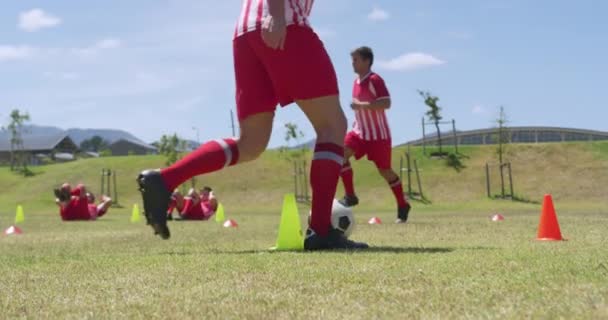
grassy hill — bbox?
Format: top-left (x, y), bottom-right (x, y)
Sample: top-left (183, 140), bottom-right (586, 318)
top-left (0, 141), bottom-right (607, 215)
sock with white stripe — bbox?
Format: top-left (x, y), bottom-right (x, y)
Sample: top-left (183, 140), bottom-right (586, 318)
top-left (309, 143), bottom-right (343, 237)
top-left (340, 161), bottom-right (356, 196)
top-left (388, 177), bottom-right (408, 208)
top-left (160, 138), bottom-right (239, 191)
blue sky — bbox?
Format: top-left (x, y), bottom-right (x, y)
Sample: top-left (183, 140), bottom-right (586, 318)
top-left (1, 0), bottom-right (607, 147)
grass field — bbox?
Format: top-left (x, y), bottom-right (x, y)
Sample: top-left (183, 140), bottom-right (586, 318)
top-left (0, 142), bottom-right (607, 318)
top-left (1, 206), bottom-right (607, 319)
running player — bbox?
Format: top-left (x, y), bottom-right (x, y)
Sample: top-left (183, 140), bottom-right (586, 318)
top-left (136, 0), bottom-right (368, 249)
top-left (339, 46), bottom-right (412, 223)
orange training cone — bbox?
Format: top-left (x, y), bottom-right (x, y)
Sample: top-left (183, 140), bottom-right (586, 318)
top-left (4, 225), bottom-right (23, 236)
top-left (223, 219), bottom-right (238, 228)
top-left (536, 194), bottom-right (563, 241)
top-left (368, 217), bottom-right (382, 225)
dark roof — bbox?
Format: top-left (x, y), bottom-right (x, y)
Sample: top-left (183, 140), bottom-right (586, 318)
top-left (109, 138), bottom-right (157, 150)
top-left (0, 132), bottom-right (75, 151)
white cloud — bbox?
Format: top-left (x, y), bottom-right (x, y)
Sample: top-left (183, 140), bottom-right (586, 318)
top-left (95, 38), bottom-right (122, 49)
top-left (73, 38), bottom-right (122, 57)
top-left (0, 45), bottom-right (35, 62)
top-left (377, 52), bottom-right (445, 71)
top-left (18, 9), bottom-right (61, 32)
top-left (472, 105), bottom-right (487, 114)
top-left (368, 7), bottom-right (389, 22)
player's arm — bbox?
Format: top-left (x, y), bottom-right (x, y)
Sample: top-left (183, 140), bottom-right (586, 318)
top-left (352, 98), bottom-right (391, 111)
top-left (262, 0), bottom-right (287, 49)
top-left (267, 0), bottom-right (285, 19)
top-left (352, 75), bottom-right (391, 110)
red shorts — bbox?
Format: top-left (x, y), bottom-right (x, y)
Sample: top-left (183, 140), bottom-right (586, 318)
top-left (233, 25), bottom-right (339, 121)
top-left (180, 199), bottom-right (215, 220)
top-left (61, 197), bottom-right (92, 221)
top-left (345, 131), bottom-right (392, 169)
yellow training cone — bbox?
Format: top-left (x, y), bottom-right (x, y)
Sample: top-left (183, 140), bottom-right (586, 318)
top-left (131, 204), bottom-right (141, 223)
top-left (14, 205), bottom-right (24, 224)
top-left (215, 203), bottom-right (225, 223)
top-left (271, 194), bottom-right (303, 251)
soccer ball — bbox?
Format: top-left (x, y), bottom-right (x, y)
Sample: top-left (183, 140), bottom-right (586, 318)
top-left (308, 199), bottom-right (356, 237)
top-left (331, 199), bottom-right (355, 237)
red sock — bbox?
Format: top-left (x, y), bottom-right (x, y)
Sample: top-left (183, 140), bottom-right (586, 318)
top-left (310, 143), bottom-right (343, 236)
top-left (389, 178), bottom-right (408, 208)
top-left (167, 198), bottom-right (176, 215)
top-left (340, 162), bottom-right (355, 196)
top-left (181, 198), bottom-right (193, 215)
top-left (161, 138), bottom-right (239, 191)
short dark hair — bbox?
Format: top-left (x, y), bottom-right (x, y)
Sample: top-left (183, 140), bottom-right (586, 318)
top-left (351, 46), bottom-right (374, 67)
top-left (202, 186), bottom-right (212, 193)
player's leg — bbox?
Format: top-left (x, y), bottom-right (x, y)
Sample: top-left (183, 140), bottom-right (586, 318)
top-left (339, 132), bottom-right (362, 207)
top-left (180, 197), bottom-right (193, 217)
top-left (373, 141), bottom-right (411, 223)
top-left (136, 32), bottom-right (277, 239)
top-left (249, 25), bottom-right (367, 249)
top-left (96, 195), bottom-right (112, 218)
top-left (297, 95), bottom-right (346, 234)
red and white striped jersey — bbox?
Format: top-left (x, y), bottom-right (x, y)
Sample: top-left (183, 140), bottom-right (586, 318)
top-left (235, 0), bottom-right (314, 38)
top-left (352, 72), bottom-right (392, 141)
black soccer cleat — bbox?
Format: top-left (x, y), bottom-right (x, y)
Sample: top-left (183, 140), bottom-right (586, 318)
top-left (304, 228), bottom-right (369, 251)
top-left (395, 202), bottom-right (412, 224)
top-left (136, 170), bottom-right (172, 239)
top-left (338, 194), bottom-right (359, 208)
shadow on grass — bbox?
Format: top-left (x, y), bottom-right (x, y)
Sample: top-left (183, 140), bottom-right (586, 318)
top-left (207, 246), bottom-right (455, 255)
top-left (490, 194), bottom-right (540, 205)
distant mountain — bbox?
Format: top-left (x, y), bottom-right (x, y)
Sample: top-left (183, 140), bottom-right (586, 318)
top-left (66, 128), bottom-right (145, 145)
top-left (0, 124), bottom-right (148, 147)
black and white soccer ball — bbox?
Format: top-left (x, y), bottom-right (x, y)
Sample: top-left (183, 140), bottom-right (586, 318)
top-left (308, 199), bottom-right (355, 237)
top-left (331, 199), bottom-right (355, 237)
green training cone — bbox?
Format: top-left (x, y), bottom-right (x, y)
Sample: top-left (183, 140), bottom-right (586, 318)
top-left (130, 204), bottom-right (141, 223)
top-left (215, 203), bottom-right (225, 223)
top-left (14, 205), bottom-right (24, 224)
top-left (271, 194), bottom-right (304, 251)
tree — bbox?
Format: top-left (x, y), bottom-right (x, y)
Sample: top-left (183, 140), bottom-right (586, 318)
top-left (5, 109), bottom-right (31, 174)
top-left (284, 122), bottom-right (304, 148)
top-left (419, 90), bottom-right (444, 155)
top-left (280, 122), bottom-right (306, 161)
top-left (158, 134), bottom-right (182, 166)
top-left (80, 135), bottom-right (109, 152)
top-left (495, 106), bottom-right (510, 166)
top-left (494, 106), bottom-right (511, 198)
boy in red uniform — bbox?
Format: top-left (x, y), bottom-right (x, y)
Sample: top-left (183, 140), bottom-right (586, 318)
top-left (55, 183), bottom-right (89, 221)
top-left (167, 187), bottom-right (218, 221)
top-left (339, 46), bottom-right (412, 223)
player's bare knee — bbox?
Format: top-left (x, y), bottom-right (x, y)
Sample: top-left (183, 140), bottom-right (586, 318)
top-left (316, 113), bottom-right (347, 143)
top-left (379, 168), bottom-right (397, 180)
top-left (236, 137), bottom-right (267, 162)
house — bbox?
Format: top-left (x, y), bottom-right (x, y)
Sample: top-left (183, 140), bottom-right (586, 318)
top-left (0, 132), bottom-right (79, 165)
top-left (107, 138), bottom-right (157, 156)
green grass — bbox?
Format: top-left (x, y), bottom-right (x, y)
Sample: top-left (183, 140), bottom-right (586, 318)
top-left (0, 207), bottom-right (606, 319)
top-left (0, 142), bottom-right (607, 318)
top-left (1, 141), bottom-right (607, 214)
